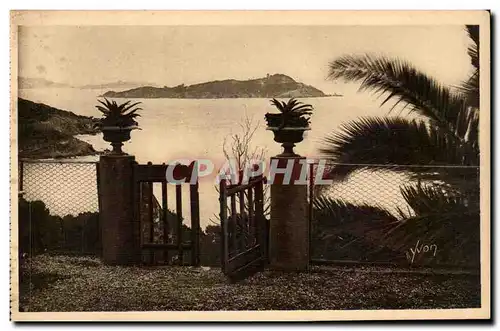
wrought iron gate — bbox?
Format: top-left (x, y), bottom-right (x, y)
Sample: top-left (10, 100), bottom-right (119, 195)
top-left (219, 174), bottom-right (268, 281)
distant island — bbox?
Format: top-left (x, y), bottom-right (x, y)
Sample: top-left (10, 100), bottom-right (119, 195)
top-left (19, 76), bottom-right (160, 90)
top-left (18, 98), bottom-right (100, 159)
top-left (18, 77), bottom-right (72, 89)
top-left (102, 74), bottom-right (332, 99)
top-left (78, 80), bottom-right (161, 90)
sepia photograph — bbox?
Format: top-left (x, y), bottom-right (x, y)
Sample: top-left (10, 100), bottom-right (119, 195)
top-left (9, 10), bottom-right (490, 321)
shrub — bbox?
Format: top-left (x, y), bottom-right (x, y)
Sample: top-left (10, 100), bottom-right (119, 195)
top-left (18, 197), bottom-right (101, 256)
top-left (18, 197), bottom-right (63, 255)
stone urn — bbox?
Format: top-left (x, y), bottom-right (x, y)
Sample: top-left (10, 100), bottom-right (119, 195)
top-left (266, 126), bottom-right (310, 157)
top-left (101, 125), bottom-right (138, 154)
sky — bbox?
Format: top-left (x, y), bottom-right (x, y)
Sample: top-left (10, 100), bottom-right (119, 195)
top-left (18, 25), bottom-right (473, 94)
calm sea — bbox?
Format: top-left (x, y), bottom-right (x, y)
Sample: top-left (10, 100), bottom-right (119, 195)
top-left (19, 88), bottom-right (412, 227)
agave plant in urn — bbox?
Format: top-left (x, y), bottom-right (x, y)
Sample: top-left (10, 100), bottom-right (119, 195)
top-left (265, 98), bottom-right (313, 157)
top-left (95, 98), bottom-right (141, 154)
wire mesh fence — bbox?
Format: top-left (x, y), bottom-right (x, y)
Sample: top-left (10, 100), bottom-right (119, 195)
top-left (16, 158), bottom-right (481, 267)
top-left (20, 160), bottom-right (100, 217)
top-left (308, 161), bottom-right (480, 268)
top-left (311, 165), bottom-right (410, 215)
top-left (18, 160), bottom-right (101, 256)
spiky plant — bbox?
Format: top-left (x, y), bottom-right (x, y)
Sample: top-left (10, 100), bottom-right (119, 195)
top-left (311, 196), bottom-right (403, 262)
top-left (265, 98), bottom-right (313, 129)
top-left (316, 25), bottom-right (480, 266)
top-left (96, 98), bottom-right (142, 128)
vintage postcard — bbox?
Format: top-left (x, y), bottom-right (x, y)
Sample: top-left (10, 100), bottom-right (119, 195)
top-left (10, 10), bottom-right (490, 321)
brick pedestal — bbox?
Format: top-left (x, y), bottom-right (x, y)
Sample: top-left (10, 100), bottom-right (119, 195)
top-left (269, 156), bottom-right (309, 271)
top-left (98, 154), bottom-right (141, 265)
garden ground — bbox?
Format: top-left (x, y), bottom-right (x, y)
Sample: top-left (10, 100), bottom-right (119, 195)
top-left (18, 254), bottom-right (481, 312)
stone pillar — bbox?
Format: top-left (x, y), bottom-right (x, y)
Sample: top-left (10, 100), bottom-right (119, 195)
top-left (98, 154), bottom-right (141, 265)
top-left (269, 155), bottom-right (309, 271)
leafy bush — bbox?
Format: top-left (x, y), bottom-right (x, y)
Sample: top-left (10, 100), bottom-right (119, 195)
top-left (61, 212), bottom-right (100, 255)
top-left (18, 198), bottom-right (63, 255)
top-left (18, 197), bottom-right (101, 256)
top-left (311, 194), bottom-right (480, 267)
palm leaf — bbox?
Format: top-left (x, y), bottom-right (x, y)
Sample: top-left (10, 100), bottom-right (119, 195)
top-left (313, 197), bottom-right (399, 239)
top-left (122, 101), bottom-right (142, 114)
top-left (97, 99), bottom-right (111, 109)
top-left (457, 25), bottom-right (479, 108)
top-left (466, 25), bottom-right (479, 70)
top-left (312, 197), bottom-right (402, 259)
top-left (270, 99), bottom-right (284, 112)
top-left (118, 100), bottom-right (132, 109)
top-left (280, 100), bottom-right (290, 113)
top-left (285, 98), bottom-right (299, 111)
top-left (291, 104), bottom-right (313, 112)
top-left (457, 72), bottom-right (479, 109)
top-left (319, 116), bottom-right (479, 184)
top-left (381, 183), bottom-right (480, 265)
top-left (95, 106), bottom-right (110, 114)
top-left (123, 107), bottom-right (142, 117)
top-left (328, 55), bottom-right (468, 141)
top-left (400, 184), bottom-right (469, 215)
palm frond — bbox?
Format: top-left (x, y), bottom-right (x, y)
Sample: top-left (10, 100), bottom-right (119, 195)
top-left (457, 68), bottom-right (479, 109)
top-left (279, 100), bottom-right (288, 111)
top-left (122, 102), bottom-right (142, 114)
top-left (284, 98), bottom-right (297, 108)
top-left (311, 197), bottom-right (403, 259)
top-left (457, 25), bottom-right (479, 109)
top-left (291, 104), bottom-right (313, 112)
top-left (466, 25), bottom-right (479, 71)
top-left (97, 99), bottom-right (112, 109)
top-left (313, 196), bottom-right (398, 222)
top-left (118, 100), bottom-right (133, 109)
top-left (123, 108), bottom-right (142, 117)
top-left (319, 116), bottom-right (478, 182)
top-left (270, 99), bottom-right (284, 112)
top-left (313, 196), bottom-right (399, 237)
top-left (400, 184), bottom-right (470, 215)
top-left (381, 183), bottom-right (480, 265)
top-left (270, 98), bottom-right (313, 114)
top-left (328, 55), bottom-right (469, 140)
top-left (95, 106), bottom-right (110, 114)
